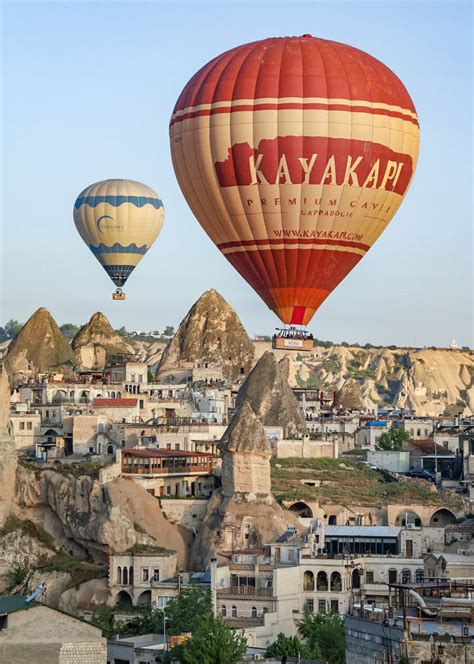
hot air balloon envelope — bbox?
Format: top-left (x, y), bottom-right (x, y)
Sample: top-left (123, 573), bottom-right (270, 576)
top-left (170, 35), bottom-right (419, 326)
top-left (74, 178), bottom-right (164, 294)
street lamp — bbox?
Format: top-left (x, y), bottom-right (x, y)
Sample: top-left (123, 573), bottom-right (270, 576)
top-left (163, 609), bottom-right (167, 652)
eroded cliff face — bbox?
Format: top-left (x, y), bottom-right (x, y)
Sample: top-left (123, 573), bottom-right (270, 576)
top-left (0, 365), bottom-right (16, 527)
top-left (72, 312), bottom-right (134, 369)
top-left (14, 466), bottom-right (191, 566)
top-left (235, 351), bottom-right (307, 435)
top-left (157, 289), bottom-right (255, 382)
top-left (258, 343), bottom-right (474, 416)
top-left (4, 308), bottom-right (75, 384)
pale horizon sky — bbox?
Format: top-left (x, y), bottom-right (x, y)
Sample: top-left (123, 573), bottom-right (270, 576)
top-left (1, 1), bottom-right (473, 347)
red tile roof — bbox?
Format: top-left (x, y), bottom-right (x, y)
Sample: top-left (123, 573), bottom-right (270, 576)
top-left (122, 448), bottom-right (213, 458)
top-left (407, 439), bottom-right (448, 454)
top-left (93, 398), bottom-right (138, 408)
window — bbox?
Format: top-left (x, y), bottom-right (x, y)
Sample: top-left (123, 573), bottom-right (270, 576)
top-left (316, 571), bottom-right (328, 591)
top-left (330, 599), bottom-right (339, 613)
top-left (175, 444), bottom-right (180, 450)
top-left (330, 571), bottom-right (342, 591)
top-left (221, 605), bottom-right (227, 617)
top-left (27, 421), bottom-right (32, 430)
top-left (303, 571), bottom-right (315, 591)
top-left (19, 422), bottom-right (25, 430)
top-left (232, 606), bottom-right (237, 617)
top-left (138, 375), bottom-right (143, 383)
top-left (318, 599), bottom-right (327, 613)
top-left (251, 607), bottom-right (257, 618)
top-left (388, 569), bottom-right (397, 584)
top-left (0, 615), bottom-right (8, 630)
top-left (142, 569), bottom-right (149, 582)
top-left (139, 400), bottom-right (144, 409)
top-left (402, 569), bottom-right (411, 583)
top-left (167, 443), bottom-right (171, 450)
top-left (153, 569), bottom-right (160, 582)
top-left (366, 571), bottom-right (374, 584)
top-left (306, 599), bottom-right (314, 613)
top-left (415, 569), bottom-right (424, 583)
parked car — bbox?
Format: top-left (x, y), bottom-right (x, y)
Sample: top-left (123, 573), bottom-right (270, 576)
top-left (404, 469), bottom-right (436, 482)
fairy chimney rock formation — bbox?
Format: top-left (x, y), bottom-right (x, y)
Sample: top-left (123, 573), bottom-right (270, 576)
top-left (236, 351), bottom-right (306, 436)
top-left (157, 289), bottom-right (255, 382)
top-left (4, 307), bottom-right (75, 383)
top-left (72, 312), bottom-right (134, 369)
top-left (219, 402), bottom-right (272, 497)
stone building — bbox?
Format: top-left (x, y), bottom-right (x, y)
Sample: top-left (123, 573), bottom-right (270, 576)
top-left (109, 549), bottom-right (178, 608)
top-left (0, 594), bottom-right (106, 663)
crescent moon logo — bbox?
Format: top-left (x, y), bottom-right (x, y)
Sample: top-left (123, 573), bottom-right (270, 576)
top-left (97, 215), bottom-right (115, 234)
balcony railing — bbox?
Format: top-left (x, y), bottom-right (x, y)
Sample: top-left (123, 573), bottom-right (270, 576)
top-left (121, 463), bottom-right (213, 476)
top-left (217, 586), bottom-right (273, 598)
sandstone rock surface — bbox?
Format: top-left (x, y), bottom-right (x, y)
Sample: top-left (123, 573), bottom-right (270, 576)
top-left (191, 399), bottom-right (296, 569)
top-left (0, 365), bottom-right (16, 526)
top-left (254, 342), bottom-right (474, 416)
top-left (219, 402), bottom-right (272, 497)
top-left (72, 312), bottom-right (134, 369)
top-left (14, 467), bottom-right (191, 567)
top-left (4, 308), bottom-right (75, 382)
top-left (157, 290), bottom-right (255, 382)
top-left (235, 351), bottom-right (306, 435)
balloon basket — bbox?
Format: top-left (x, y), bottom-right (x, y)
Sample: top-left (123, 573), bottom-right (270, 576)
top-left (272, 330), bottom-right (313, 351)
top-left (112, 290), bottom-right (126, 301)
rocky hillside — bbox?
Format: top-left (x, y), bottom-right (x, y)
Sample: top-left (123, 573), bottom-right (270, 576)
top-left (72, 312), bottom-right (134, 369)
top-left (3, 308), bottom-right (75, 384)
top-left (157, 289), bottom-right (255, 382)
top-left (255, 343), bottom-right (473, 417)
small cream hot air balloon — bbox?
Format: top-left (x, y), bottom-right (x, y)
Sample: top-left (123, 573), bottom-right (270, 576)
top-left (74, 179), bottom-right (164, 299)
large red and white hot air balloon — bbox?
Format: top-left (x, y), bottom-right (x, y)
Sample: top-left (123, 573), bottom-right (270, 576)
top-left (170, 35), bottom-right (419, 333)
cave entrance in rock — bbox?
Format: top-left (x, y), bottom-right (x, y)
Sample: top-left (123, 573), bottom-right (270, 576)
top-left (115, 590), bottom-right (133, 608)
top-left (289, 502), bottom-right (313, 518)
top-left (429, 508), bottom-right (457, 527)
top-left (137, 590), bottom-right (152, 608)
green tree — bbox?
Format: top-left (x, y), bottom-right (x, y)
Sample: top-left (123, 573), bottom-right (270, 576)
top-left (115, 326), bottom-right (129, 338)
top-left (163, 326), bottom-right (175, 337)
top-left (7, 561), bottom-right (28, 591)
top-left (90, 605), bottom-right (117, 639)
top-left (60, 323), bottom-right (80, 339)
top-left (298, 608), bottom-right (346, 664)
top-left (2, 320), bottom-right (22, 340)
top-left (266, 632), bottom-right (310, 658)
top-left (176, 615), bottom-right (247, 664)
top-left (376, 427), bottom-right (410, 451)
top-left (165, 587), bottom-right (212, 636)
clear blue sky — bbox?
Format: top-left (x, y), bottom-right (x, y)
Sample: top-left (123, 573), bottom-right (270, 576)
top-left (2, 1), bottom-right (472, 347)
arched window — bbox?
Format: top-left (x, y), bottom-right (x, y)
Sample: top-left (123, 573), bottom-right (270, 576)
top-left (123, 567), bottom-right (128, 585)
top-left (415, 569), bottom-right (424, 583)
top-left (388, 569), bottom-right (397, 584)
top-left (352, 569), bottom-right (361, 589)
top-left (129, 566), bottom-right (134, 586)
top-left (107, 445), bottom-right (114, 455)
top-left (402, 569), bottom-right (411, 584)
top-left (232, 606), bottom-right (237, 617)
top-left (251, 607), bottom-right (257, 618)
top-left (304, 570), bottom-right (315, 591)
top-left (221, 605), bottom-right (227, 617)
top-left (317, 571), bottom-right (328, 591)
top-left (330, 571), bottom-right (342, 592)
top-left (328, 515), bottom-right (337, 525)
top-left (117, 566), bottom-right (122, 585)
